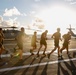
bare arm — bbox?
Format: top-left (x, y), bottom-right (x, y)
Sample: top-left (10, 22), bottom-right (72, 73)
top-left (60, 33), bottom-right (62, 41)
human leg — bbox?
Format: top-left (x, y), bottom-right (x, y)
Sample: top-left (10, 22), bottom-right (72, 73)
top-left (37, 44), bottom-right (42, 56)
top-left (43, 44), bottom-right (47, 55)
top-left (66, 46), bottom-right (69, 54)
top-left (48, 47), bottom-right (57, 59)
top-left (58, 46), bottom-right (60, 56)
top-left (59, 46), bottom-right (65, 56)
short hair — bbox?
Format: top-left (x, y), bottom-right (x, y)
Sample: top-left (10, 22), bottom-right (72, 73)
top-left (21, 27), bottom-right (24, 31)
top-left (67, 31), bottom-right (70, 34)
top-left (57, 28), bottom-right (60, 31)
top-left (34, 31), bottom-right (37, 34)
top-left (0, 28), bottom-right (2, 30)
top-left (45, 30), bottom-right (48, 33)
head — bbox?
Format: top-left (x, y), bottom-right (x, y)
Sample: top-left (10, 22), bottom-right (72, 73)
top-left (67, 31), bottom-right (71, 35)
top-left (0, 28), bottom-right (2, 32)
top-left (34, 31), bottom-right (37, 35)
top-left (57, 28), bottom-right (60, 32)
top-left (21, 27), bottom-right (25, 32)
top-left (45, 30), bottom-right (48, 33)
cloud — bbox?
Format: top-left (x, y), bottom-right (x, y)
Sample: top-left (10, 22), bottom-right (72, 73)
top-left (64, 0), bottom-right (76, 5)
top-left (70, 2), bottom-right (76, 4)
top-left (3, 7), bottom-right (27, 17)
top-left (24, 17), bottom-right (45, 33)
top-left (37, 24), bottom-right (45, 29)
top-left (0, 17), bottom-right (20, 27)
top-left (23, 13), bottom-right (27, 16)
top-left (29, 11), bottom-right (36, 17)
top-left (30, 11), bottom-right (36, 14)
top-left (3, 7), bottom-right (21, 16)
top-left (1, 21), bottom-right (11, 27)
top-left (21, 13), bottom-right (27, 16)
top-left (0, 16), bottom-right (3, 23)
top-left (30, 17), bottom-right (45, 30)
top-left (33, 23), bottom-right (45, 29)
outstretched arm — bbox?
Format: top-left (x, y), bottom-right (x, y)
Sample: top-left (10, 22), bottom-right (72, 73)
top-left (60, 34), bottom-right (62, 41)
top-left (51, 33), bottom-right (54, 38)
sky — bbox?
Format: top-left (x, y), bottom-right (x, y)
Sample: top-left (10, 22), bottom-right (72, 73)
top-left (0, 0), bottom-right (76, 34)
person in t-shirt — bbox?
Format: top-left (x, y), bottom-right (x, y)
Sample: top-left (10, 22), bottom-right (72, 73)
top-left (48, 28), bottom-right (62, 58)
top-left (0, 28), bottom-right (5, 60)
top-left (60, 32), bottom-right (71, 56)
top-left (37, 30), bottom-right (48, 57)
top-left (14, 27), bottom-right (27, 60)
top-left (30, 31), bottom-right (38, 55)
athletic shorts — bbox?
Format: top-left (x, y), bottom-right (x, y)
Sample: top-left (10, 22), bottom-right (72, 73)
top-left (40, 40), bottom-right (47, 45)
top-left (17, 42), bottom-right (23, 50)
top-left (63, 42), bottom-right (68, 48)
top-left (54, 41), bottom-right (59, 47)
top-left (31, 43), bottom-right (37, 48)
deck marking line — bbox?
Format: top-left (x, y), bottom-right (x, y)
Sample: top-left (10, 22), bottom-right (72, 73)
top-left (0, 58), bottom-right (76, 72)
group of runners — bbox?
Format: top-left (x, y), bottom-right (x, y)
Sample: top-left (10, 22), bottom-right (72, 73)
top-left (30, 28), bottom-right (71, 59)
top-left (0, 27), bottom-right (71, 60)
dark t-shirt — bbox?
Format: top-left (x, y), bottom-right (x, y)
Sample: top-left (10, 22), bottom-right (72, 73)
top-left (16, 32), bottom-right (26, 43)
top-left (16, 31), bottom-right (27, 50)
top-left (63, 34), bottom-right (71, 47)
top-left (52, 32), bottom-right (61, 47)
top-left (53, 32), bottom-right (61, 42)
top-left (41, 32), bottom-right (47, 41)
top-left (40, 32), bottom-right (47, 45)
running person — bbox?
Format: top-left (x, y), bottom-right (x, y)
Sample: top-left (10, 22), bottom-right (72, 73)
top-left (48, 28), bottom-right (62, 58)
top-left (30, 31), bottom-right (38, 55)
top-left (60, 32), bottom-right (71, 56)
top-left (15, 27), bottom-right (27, 60)
top-left (0, 28), bottom-right (5, 60)
top-left (37, 30), bottom-right (48, 57)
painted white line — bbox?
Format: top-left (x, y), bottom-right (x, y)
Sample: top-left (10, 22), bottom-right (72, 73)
top-left (1, 48), bottom-right (76, 58)
top-left (1, 50), bottom-right (51, 58)
top-left (0, 58), bottom-right (76, 72)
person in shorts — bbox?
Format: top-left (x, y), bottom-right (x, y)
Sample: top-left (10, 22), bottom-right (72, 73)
top-left (0, 28), bottom-right (5, 60)
top-left (60, 32), bottom-right (71, 56)
top-left (48, 28), bottom-right (62, 58)
top-left (37, 30), bottom-right (48, 57)
top-left (30, 31), bottom-right (38, 55)
top-left (15, 27), bottom-right (27, 60)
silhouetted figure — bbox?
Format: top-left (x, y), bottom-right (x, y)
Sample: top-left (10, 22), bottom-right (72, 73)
top-left (48, 28), bottom-right (62, 58)
top-left (73, 52), bottom-right (76, 58)
top-left (14, 27), bottom-right (27, 60)
top-left (37, 30), bottom-right (48, 57)
top-left (0, 28), bottom-right (5, 60)
top-left (30, 31), bottom-right (38, 55)
top-left (60, 32), bottom-right (71, 56)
